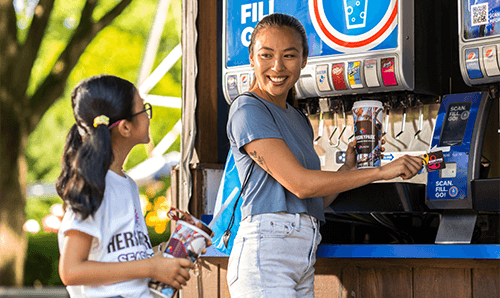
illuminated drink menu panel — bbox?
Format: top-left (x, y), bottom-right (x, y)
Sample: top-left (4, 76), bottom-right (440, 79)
top-left (462, 0), bottom-right (500, 40)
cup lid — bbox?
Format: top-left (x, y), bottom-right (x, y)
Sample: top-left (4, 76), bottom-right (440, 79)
top-left (177, 220), bottom-right (211, 240)
top-left (352, 100), bottom-right (383, 109)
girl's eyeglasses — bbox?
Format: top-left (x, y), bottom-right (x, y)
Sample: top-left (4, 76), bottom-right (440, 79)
top-left (130, 102), bottom-right (153, 119)
top-left (109, 103), bottom-right (152, 129)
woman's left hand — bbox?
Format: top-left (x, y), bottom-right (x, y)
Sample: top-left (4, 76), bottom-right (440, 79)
top-left (342, 138), bottom-right (387, 171)
top-left (342, 139), bottom-right (357, 171)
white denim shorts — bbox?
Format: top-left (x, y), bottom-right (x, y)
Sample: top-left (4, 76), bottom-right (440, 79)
top-left (227, 212), bottom-right (321, 298)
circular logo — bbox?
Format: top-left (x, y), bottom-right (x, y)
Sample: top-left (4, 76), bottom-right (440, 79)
top-left (486, 49), bottom-right (494, 58)
top-left (332, 64), bottom-right (343, 75)
top-left (460, 110), bottom-right (470, 120)
top-left (467, 52), bottom-right (476, 60)
top-left (309, 0), bottom-right (398, 53)
top-left (449, 186), bottom-right (458, 197)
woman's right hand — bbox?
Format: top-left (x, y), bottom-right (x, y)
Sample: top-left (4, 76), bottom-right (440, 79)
top-left (149, 254), bottom-right (194, 289)
top-left (378, 155), bottom-right (423, 181)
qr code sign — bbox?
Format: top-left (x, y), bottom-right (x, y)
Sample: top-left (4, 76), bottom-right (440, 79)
top-left (471, 3), bottom-right (489, 26)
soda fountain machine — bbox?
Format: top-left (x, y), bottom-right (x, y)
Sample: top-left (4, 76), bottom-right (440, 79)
top-left (422, 0), bottom-right (500, 244)
top-left (220, 0), bottom-right (499, 245)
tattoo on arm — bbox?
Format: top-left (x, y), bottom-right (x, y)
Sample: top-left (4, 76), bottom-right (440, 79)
top-left (249, 150), bottom-right (273, 176)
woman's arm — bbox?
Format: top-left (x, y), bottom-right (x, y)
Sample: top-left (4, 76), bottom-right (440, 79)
top-left (243, 138), bottom-right (423, 203)
top-left (59, 230), bottom-right (194, 289)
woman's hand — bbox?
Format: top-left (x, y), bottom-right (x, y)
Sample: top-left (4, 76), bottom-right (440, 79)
top-left (149, 254), bottom-right (194, 289)
top-left (341, 139), bottom-right (357, 171)
top-left (378, 154), bottom-right (423, 181)
top-left (342, 138), bottom-right (389, 172)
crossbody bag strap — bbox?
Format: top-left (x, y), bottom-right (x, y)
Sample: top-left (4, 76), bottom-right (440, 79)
top-left (222, 92), bottom-right (278, 247)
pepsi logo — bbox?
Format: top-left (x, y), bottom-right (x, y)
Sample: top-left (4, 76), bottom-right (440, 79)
top-left (486, 48), bottom-right (494, 58)
top-left (467, 52), bottom-right (476, 60)
top-left (241, 75), bottom-right (248, 84)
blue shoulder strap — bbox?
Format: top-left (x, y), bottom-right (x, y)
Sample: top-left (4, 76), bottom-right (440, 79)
top-left (222, 92), bottom-right (276, 247)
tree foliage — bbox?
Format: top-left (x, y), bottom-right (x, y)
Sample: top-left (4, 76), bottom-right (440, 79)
top-left (0, 0), bottom-right (182, 286)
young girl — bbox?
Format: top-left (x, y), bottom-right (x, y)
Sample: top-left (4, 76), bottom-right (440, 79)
top-left (56, 75), bottom-right (193, 298)
top-left (226, 13), bottom-right (423, 297)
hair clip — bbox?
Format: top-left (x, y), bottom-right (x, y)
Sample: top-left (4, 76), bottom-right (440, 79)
top-left (93, 115), bottom-right (109, 127)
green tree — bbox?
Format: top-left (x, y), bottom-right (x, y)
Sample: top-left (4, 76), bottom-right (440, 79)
top-left (0, 0), bottom-right (181, 286)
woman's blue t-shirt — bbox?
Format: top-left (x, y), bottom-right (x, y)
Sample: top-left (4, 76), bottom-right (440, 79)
top-left (227, 92), bottom-right (325, 224)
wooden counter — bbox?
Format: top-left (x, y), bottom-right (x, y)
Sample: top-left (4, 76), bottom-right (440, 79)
top-left (181, 246), bottom-right (500, 298)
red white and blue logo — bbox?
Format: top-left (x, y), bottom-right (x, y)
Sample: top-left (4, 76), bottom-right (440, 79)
top-left (309, 0), bottom-right (399, 53)
top-left (225, 0), bottom-right (399, 67)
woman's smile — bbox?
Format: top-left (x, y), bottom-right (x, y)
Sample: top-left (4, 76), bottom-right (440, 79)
top-left (269, 76), bottom-right (288, 85)
top-left (249, 26), bottom-right (307, 107)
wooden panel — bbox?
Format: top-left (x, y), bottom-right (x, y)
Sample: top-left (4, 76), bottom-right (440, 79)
top-left (414, 268), bottom-right (472, 298)
top-left (219, 258), bottom-right (231, 298)
top-left (188, 166), bottom-right (203, 218)
top-left (181, 257), bottom-right (500, 297)
top-left (340, 265), bottom-right (359, 298)
top-left (472, 268), bottom-right (500, 298)
top-left (314, 258), bottom-right (344, 298)
top-left (359, 266), bottom-right (412, 298)
top-left (182, 259), bottom-right (219, 297)
top-left (194, 0), bottom-right (220, 163)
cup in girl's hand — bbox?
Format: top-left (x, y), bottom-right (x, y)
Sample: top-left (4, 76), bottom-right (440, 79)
top-left (148, 219), bottom-right (212, 298)
top-left (352, 100), bottom-right (384, 169)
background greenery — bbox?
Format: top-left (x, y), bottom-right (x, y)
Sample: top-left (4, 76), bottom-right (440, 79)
top-left (20, 0), bottom-right (181, 286)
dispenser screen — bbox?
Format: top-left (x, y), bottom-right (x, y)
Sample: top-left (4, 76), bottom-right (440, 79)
top-left (462, 0), bottom-right (500, 40)
top-left (439, 102), bottom-right (471, 146)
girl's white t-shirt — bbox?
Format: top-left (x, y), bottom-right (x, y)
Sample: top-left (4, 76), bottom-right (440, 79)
top-left (58, 170), bottom-right (155, 298)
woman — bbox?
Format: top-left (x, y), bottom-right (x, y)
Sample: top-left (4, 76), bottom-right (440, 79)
top-left (226, 13), bottom-right (423, 298)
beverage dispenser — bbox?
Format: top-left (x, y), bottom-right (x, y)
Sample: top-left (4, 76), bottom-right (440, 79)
top-left (221, 0), bottom-right (499, 244)
top-left (223, 0), bottom-right (449, 101)
top-left (420, 0), bottom-right (500, 244)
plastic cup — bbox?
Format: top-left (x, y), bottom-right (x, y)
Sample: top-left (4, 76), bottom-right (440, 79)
top-left (352, 100), bottom-right (384, 168)
top-left (149, 220), bottom-right (212, 298)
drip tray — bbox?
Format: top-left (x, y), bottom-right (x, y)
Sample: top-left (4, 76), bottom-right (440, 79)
top-left (329, 182), bottom-right (428, 213)
top-left (472, 178), bottom-right (500, 211)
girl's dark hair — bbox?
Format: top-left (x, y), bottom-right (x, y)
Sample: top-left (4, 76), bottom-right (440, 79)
top-left (248, 13), bottom-right (309, 106)
top-left (56, 74), bottom-right (136, 220)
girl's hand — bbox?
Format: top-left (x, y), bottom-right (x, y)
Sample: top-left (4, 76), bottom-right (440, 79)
top-left (149, 254), bottom-right (194, 289)
top-left (378, 155), bottom-right (423, 181)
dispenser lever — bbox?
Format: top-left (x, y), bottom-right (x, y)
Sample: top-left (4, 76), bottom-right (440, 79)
top-left (314, 112), bottom-right (324, 145)
top-left (328, 112), bottom-right (339, 146)
top-left (395, 108), bottom-right (407, 140)
top-left (383, 108), bottom-right (390, 137)
top-left (414, 105), bottom-right (423, 139)
top-left (329, 103), bottom-right (347, 148)
top-left (314, 98), bottom-right (330, 145)
top-left (336, 103), bottom-right (347, 147)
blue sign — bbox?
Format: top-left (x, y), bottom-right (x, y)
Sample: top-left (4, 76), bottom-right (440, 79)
top-left (427, 92), bottom-right (484, 202)
top-left (226, 0), bottom-right (399, 68)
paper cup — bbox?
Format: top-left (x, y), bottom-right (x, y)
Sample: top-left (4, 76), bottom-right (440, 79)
top-left (352, 100), bottom-right (384, 168)
top-left (149, 220), bottom-right (212, 298)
